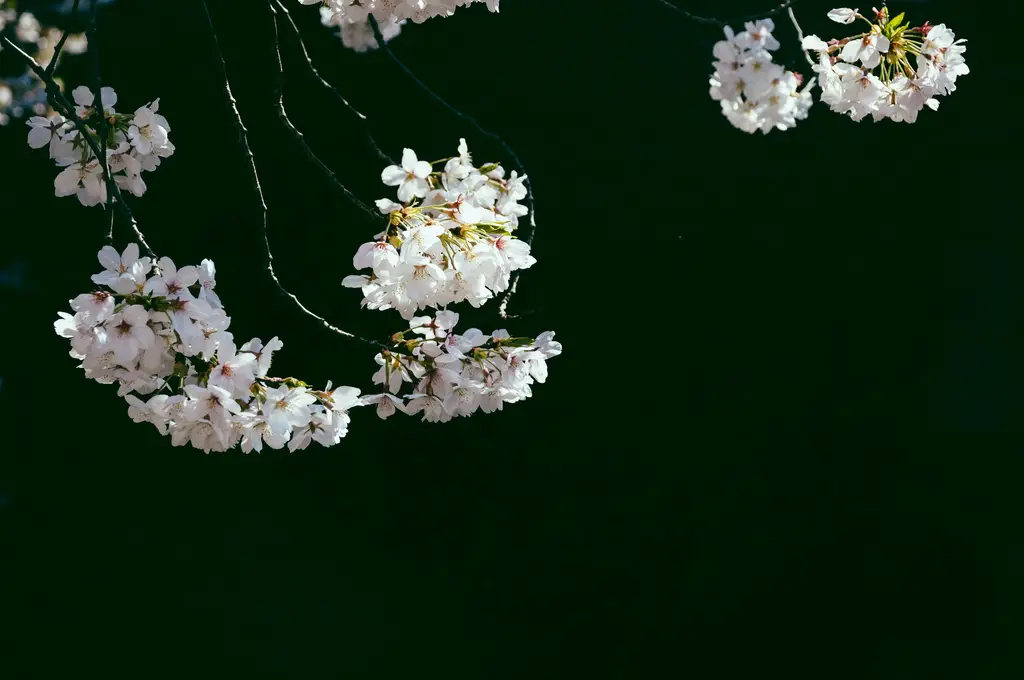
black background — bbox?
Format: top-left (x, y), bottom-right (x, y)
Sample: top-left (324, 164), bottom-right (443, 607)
top-left (2, 0), bottom-right (1020, 676)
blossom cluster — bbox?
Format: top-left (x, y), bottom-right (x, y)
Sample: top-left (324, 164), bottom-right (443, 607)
top-left (802, 7), bottom-right (968, 123)
top-left (54, 243), bottom-right (363, 453)
top-left (0, 5), bottom-right (88, 126)
top-left (343, 140), bottom-right (534, 320)
top-left (301, 0), bottom-right (498, 25)
top-left (709, 18), bottom-right (813, 134)
top-left (25, 85), bottom-right (174, 206)
top-left (319, 6), bottom-right (404, 51)
top-left (365, 311), bottom-right (561, 421)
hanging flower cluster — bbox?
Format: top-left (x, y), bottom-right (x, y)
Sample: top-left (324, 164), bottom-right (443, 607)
top-left (709, 18), bottom-right (814, 134)
top-left (343, 140), bottom-right (534, 320)
top-left (55, 243), bottom-right (363, 453)
top-left (366, 311), bottom-right (561, 421)
top-left (319, 6), bottom-right (404, 51)
top-left (301, 0), bottom-right (498, 25)
top-left (25, 85), bottom-right (174, 206)
top-left (802, 7), bottom-right (968, 123)
top-left (0, 4), bottom-right (88, 125)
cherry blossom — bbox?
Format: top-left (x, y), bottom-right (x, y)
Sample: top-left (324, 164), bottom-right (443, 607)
top-left (364, 312), bottom-right (562, 422)
top-left (347, 139), bottom-right (535, 319)
top-left (25, 85), bottom-right (174, 205)
top-left (709, 18), bottom-right (814, 134)
top-left (302, 0), bottom-right (498, 26)
top-left (802, 7), bottom-right (967, 123)
top-left (55, 244), bottom-right (364, 454)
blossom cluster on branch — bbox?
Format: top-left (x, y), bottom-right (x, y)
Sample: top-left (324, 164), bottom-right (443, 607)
top-left (709, 17), bottom-right (813, 134)
top-left (55, 243), bottom-right (363, 453)
top-left (802, 7), bottom-right (968, 123)
top-left (301, 0), bottom-right (497, 25)
top-left (26, 85), bottom-right (174, 205)
top-left (0, 4), bottom-right (87, 125)
top-left (343, 140), bottom-right (533, 320)
top-left (708, 7), bottom-right (969, 131)
top-left (318, 6), bottom-right (403, 51)
top-left (367, 311), bottom-right (561, 421)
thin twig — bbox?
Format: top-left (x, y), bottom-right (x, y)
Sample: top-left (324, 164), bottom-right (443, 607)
top-left (43, 0), bottom-right (82, 77)
top-left (0, 32), bottom-right (155, 257)
top-left (200, 0), bottom-right (380, 350)
top-left (271, 0), bottom-right (394, 166)
top-left (367, 15), bottom-right (536, 319)
top-left (269, 7), bottom-right (380, 221)
top-left (655, 0), bottom-right (803, 28)
top-left (84, 2), bottom-right (155, 258)
top-left (787, 5), bottom-right (817, 67)
top-left (86, 2), bottom-right (116, 237)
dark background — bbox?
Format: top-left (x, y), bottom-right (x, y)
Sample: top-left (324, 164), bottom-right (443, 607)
top-left (2, 0), bottom-right (1020, 676)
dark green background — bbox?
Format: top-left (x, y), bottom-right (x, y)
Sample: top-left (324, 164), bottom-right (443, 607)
top-left (2, 0), bottom-right (1019, 676)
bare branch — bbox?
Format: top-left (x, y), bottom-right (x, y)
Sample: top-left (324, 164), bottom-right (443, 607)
top-left (787, 5), bottom-right (817, 67)
top-left (44, 0), bottom-right (82, 77)
top-left (269, 7), bottom-right (380, 221)
top-left (271, 0), bottom-right (394, 166)
top-left (655, 0), bottom-right (804, 28)
top-left (200, 0), bottom-right (381, 350)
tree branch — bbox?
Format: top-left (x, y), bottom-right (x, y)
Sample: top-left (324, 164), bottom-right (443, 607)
top-left (199, 0), bottom-right (381, 350)
top-left (0, 31), bottom-right (155, 257)
top-left (43, 0), bottom-right (82, 77)
top-left (270, 0), bottom-right (394, 166)
top-left (367, 14), bottom-right (537, 319)
top-left (787, 5), bottom-right (816, 67)
top-left (269, 6), bottom-right (380, 221)
top-left (655, 0), bottom-right (803, 28)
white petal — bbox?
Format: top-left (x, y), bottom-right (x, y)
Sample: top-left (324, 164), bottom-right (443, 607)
top-left (400, 148), bottom-right (418, 172)
top-left (72, 85), bottom-right (93, 107)
top-left (381, 165), bottom-right (406, 186)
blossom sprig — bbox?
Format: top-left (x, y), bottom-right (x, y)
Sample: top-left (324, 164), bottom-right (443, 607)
top-left (318, 5), bottom-right (404, 51)
top-left (55, 243), bottom-right (363, 453)
top-left (0, 5), bottom-right (88, 126)
top-left (25, 85), bottom-right (174, 206)
top-left (709, 18), bottom-right (814, 134)
top-left (301, 0), bottom-right (498, 26)
top-left (363, 311), bottom-right (561, 421)
top-left (343, 139), bottom-right (534, 320)
top-left (801, 7), bottom-right (968, 123)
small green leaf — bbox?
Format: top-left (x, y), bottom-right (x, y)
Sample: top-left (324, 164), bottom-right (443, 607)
top-left (886, 12), bottom-right (905, 30)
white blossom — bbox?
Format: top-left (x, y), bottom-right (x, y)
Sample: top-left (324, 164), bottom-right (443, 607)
top-left (803, 10), bottom-right (967, 124)
top-left (709, 19), bottom-right (814, 134)
top-left (349, 139), bottom-right (534, 319)
top-left (55, 244), bottom-right (362, 454)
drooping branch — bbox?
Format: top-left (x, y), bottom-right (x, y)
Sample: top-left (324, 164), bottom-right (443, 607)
top-left (655, 0), bottom-right (804, 27)
top-left (366, 14), bottom-right (537, 319)
top-left (271, 0), bottom-right (394, 166)
top-left (269, 5), bottom-right (380, 221)
top-left (199, 0), bottom-right (381, 350)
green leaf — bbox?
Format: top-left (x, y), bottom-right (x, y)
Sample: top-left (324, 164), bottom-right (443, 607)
top-left (886, 12), bottom-right (905, 30)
